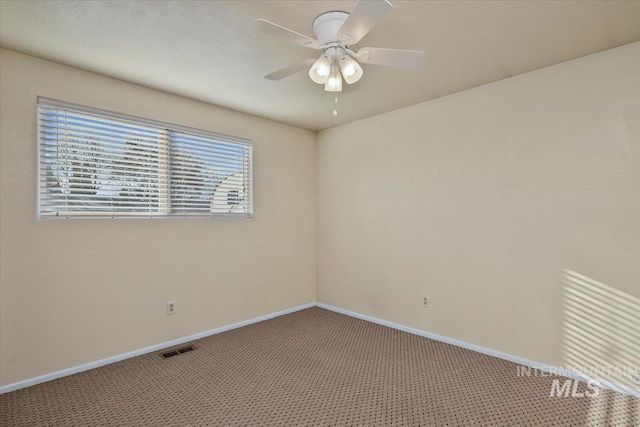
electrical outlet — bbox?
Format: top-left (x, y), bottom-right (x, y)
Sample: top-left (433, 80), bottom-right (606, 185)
top-left (167, 300), bottom-right (176, 315)
top-left (422, 294), bottom-right (429, 308)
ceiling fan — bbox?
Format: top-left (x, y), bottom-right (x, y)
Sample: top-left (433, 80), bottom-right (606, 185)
top-left (251, 0), bottom-right (426, 93)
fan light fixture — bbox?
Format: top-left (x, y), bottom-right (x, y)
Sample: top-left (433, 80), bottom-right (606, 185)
top-left (309, 47), bottom-right (362, 92)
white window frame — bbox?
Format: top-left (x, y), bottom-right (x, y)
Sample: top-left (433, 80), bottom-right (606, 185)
top-left (37, 97), bottom-right (253, 219)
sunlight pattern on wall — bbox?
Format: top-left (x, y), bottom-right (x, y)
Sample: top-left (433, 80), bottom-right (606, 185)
top-left (563, 269), bottom-right (639, 392)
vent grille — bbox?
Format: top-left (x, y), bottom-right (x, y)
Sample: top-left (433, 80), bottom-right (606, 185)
top-left (161, 345), bottom-right (195, 358)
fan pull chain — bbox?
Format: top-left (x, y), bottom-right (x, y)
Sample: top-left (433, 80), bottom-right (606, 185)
top-left (333, 96), bottom-right (338, 116)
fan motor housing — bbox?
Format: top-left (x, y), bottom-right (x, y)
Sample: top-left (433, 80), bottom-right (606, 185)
top-left (312, 11), bottom-right (350, 46)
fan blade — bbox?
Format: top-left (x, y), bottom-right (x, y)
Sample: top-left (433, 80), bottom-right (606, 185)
top-left (338, 0), bottom-right (393, 45)
top-left (265, 59), bottom-right (315, 80)
top-left (251, 19), bottom-right (321, 49)
top-left (357, 47), bottom-right (426, 68)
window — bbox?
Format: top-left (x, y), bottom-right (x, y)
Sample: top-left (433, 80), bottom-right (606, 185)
top-left (38, 98), bottom-right (252, 218)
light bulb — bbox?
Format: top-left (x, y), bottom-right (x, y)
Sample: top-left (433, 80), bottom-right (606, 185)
top-left (339, 55), bottom-right (363, 84)
top-left (316, 63), bottom-right (330, 77)
top-left (342, 63), bottom-right (356, 77)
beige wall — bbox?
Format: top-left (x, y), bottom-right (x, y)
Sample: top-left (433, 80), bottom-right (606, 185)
top-left (317, 43), bottom-right (640, 388)
top-left (0, 49), bottom-right (316, 386)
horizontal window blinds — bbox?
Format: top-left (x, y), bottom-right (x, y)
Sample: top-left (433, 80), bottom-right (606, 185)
top-left (38, 98), bottom-right (252, 218)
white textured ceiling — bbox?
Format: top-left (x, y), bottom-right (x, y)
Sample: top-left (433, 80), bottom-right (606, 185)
top-left (1, 0), bottom-right (640, 131)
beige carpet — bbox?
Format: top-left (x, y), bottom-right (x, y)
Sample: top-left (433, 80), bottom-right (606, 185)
top-left (1, 307), bottom-right (638, 426)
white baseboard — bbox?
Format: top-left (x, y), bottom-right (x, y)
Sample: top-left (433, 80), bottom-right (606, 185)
top-left (0, 302), bottom-right (315, 394)
top-left (316, 302), bottom-right (640, 398)
top-left (3, 301), bottom-right (637, 398)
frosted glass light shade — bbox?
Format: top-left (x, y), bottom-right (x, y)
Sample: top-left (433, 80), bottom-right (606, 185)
top-left (324, 63), bottom-right (343, 92)
top-left (339, 55), bottom-right (363, 84)
top-left (309, 55), bottom-right (332, 84)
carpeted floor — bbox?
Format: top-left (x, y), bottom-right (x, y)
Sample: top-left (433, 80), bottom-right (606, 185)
top-left (1, 307), bottom-right (638, 426)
